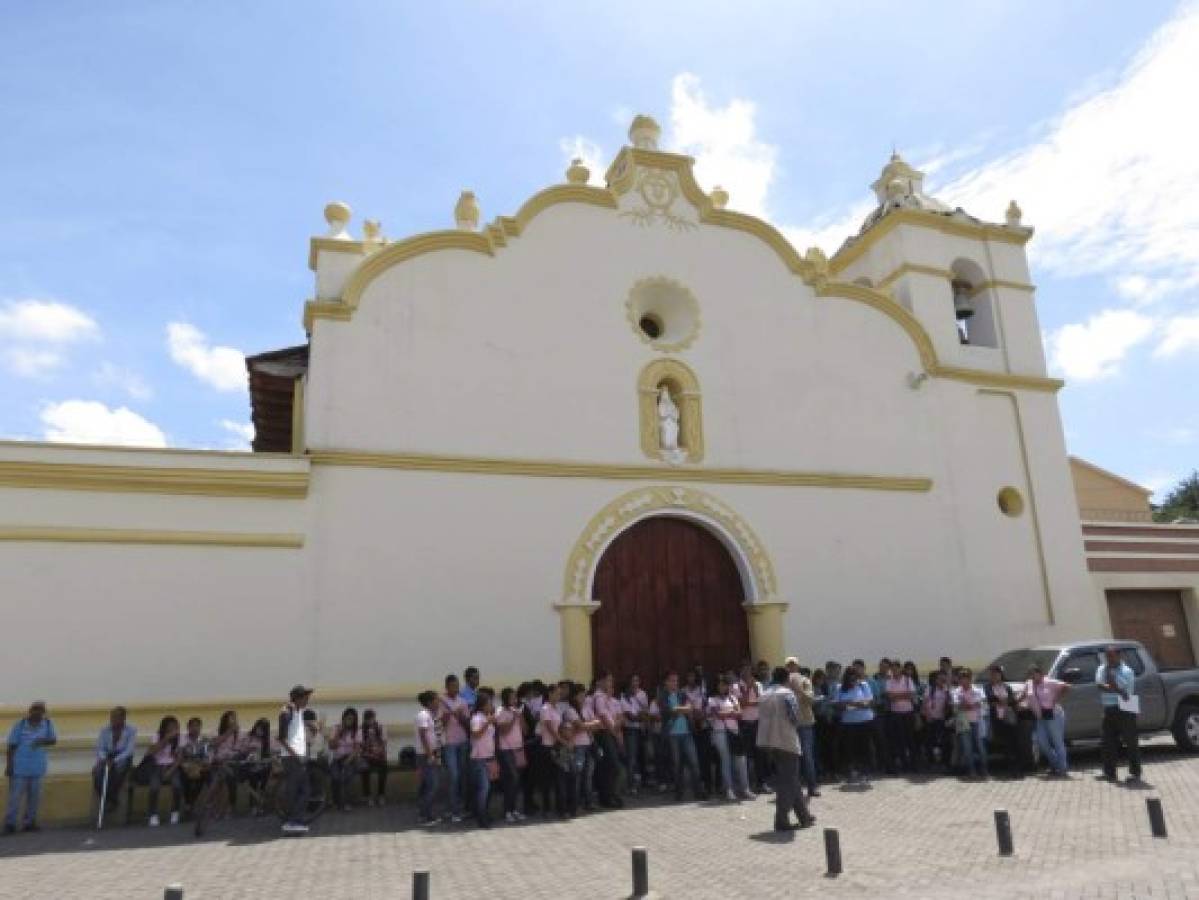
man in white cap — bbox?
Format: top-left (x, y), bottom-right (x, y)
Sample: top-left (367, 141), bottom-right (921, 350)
top-left (785, 657), bottom-right (819, 798)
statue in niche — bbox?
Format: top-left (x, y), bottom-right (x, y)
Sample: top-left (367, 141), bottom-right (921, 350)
top-left (657, 385), bottom-right (688, 465)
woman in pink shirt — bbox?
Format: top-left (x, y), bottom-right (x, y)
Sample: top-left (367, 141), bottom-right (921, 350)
top-left (494, 687), bottom-right (527, 823)
top-left (145, 716), bottom-right (182, 827)
top-left (737, 662), bottom-right (767, 793)
top-left (707, 675), bottom-right (753, 801)
top-left (951, 669), bottom-right (988, 778)
top-left (563, 682), bottom-right (600, 814)
top-left (1022, 665), bottom-right (1071, 776)
top-left (884, 661), bottom-right (919, 772)
top-left (922, 670), bottom-right (952, 770)
top-left (469, 691), bottom-right (498, 828)
top-left (329, 707), bottom-right (362, 812)
top-left (620, 675), bottom-right (649, 795)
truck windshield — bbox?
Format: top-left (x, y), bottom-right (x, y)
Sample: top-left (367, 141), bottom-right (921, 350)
top-left (985, 648), bottom-right (1060, 680)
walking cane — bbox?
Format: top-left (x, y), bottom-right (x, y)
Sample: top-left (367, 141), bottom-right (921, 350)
top-left (97, 761), bottom-right (111, 830)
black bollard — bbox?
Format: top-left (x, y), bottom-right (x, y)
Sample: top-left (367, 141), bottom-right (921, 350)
top-left (824, 828), bottom-right (842, 877)
top-left (1147, 798), bottom-right (1168, 839)
top-left (631, 846), bottom-right (650, 898)
top-left (993, 809), bottom-right (1014, 856)
top-left (164, 887), bottom-right (184, 900)
top-left (413, 870), bottom-right (430, 900)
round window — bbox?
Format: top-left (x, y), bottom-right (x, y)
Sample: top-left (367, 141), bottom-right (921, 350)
top-left (997, 487), bottom-right (1025, 517)
top-left (626, 277), bottom-right (700, 352)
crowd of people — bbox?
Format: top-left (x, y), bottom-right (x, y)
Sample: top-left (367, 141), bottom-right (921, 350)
top-left (4, 648), bottom-right (1146, 836)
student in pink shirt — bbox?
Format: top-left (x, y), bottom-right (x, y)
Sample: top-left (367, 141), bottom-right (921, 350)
top-left (439, 674), bottom-right (471, 822)
top-left (737, 662), bottom-right (768, 793)
top-left (536, 683), bottom-right (565, 818)
top-left (708, 675), bottom-right (753, 801)
top-left (494, 687), bottom-right (527, 823)
top-left (564, 682), bottom-right (600, 813)
top-left (145, 716), bottom-right (182, 827)
top-left (1021, 665), bottom-right (1071, 776)
top-left (469, 690), bottom-right (497, 828)
top-left (329, 707), bottom-right (363, 812)
top-left (951, 669), bottom-right (988, 778)
top-left (922, 670), bottom-right (952, 769)
top-left (590, 672), bottom-right (624, 809)
top-left (884, 661), bottom-right (919, 772)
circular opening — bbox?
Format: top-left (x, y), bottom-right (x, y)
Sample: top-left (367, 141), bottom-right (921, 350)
top-left (626, 277), bottom-right (700, 351)
top-left (997, 487), bottom-right (1025, 517)
top-left (639, 314), bottom-right (663, 340)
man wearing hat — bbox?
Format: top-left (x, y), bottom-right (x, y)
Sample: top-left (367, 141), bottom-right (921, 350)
top-left (279, 685), bottom-right (313, 834)
top-left (785, 657), bottom-right (819, 798)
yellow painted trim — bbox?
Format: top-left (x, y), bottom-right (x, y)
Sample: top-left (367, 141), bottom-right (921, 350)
top-left (745, 599), bottom-right (789, 666)
top-left (338, 230), bottom-right (495, 312)
top-left (932, 366), bottom-right (1063, 393)
top-left (971, 278), bottom-right (1036, 296)
top-left (816, 282), bottom-right (937, 369)
top-left (0, 460), bottom-right (309, 498)
top-left (0, 527), bottom-right (304, 548)
top-left (876, 263), bottom-right (955, 291)
top-left (307, 236), bottom-right (364, 272)
top-left (562, 485), bottom-right (781, 604)
top-left (829, 207), bottom-right (1033, 275)
top-left (309, 449), bottom-right (932, 492)
top-left (303, 299), bottom-right (352, 332)
top-left (637, 358), bottom-right (705, 463)
top-left (291, 376), bottom-right (306, 455)
top-left (979, 389), bottom-right (1055, 624)
top-left (0, 439), bottom-right (297, 460)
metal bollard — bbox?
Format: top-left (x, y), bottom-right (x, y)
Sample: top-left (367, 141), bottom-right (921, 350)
top-left (164, 886), bottom-right (184, 900)
top-left (994, 809), bottom-right (1014, 856)
top-left (412, 870), bottom-right (430, 900)
top-left (631, 846), bottom-right (650, 898)
top-left (824, 828), bottom-right (842, 877)
top-left (1147, 798), bottom-right (1168, 839)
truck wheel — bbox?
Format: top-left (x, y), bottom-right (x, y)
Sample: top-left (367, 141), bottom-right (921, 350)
top-left (1173, 704), bottom-right (1199, 752)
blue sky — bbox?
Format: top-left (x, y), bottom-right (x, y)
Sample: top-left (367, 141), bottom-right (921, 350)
top-left (1, 2), bottom-right (1196, 495)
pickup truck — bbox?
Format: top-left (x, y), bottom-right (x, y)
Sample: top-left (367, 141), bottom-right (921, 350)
top-left (984, 640), bottom-right (1199, 751)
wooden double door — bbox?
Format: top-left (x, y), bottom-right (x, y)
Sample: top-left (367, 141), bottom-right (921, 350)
top-left (590, 516), bottom-right (751, 683)
top-left (1106, 589), bottom-right (1196, 668)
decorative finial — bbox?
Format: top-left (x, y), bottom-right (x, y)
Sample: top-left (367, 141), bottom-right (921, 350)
top-left (323, 201), bottom-right (352, 239)
top-left (454, 190), bottom-right (480, 231)
top-left (566, 158), bottom-right (590, 185)
top-left (804, 246), bottom-right (829, 281)
top-left (1005, 199), bottom-right (1023, 227)
top-left (709, 186), bottom-right (729, 210)
top-left (629, 114), bottom-right (661, 151)
top-left (362, 219), bottom-right (382, 241)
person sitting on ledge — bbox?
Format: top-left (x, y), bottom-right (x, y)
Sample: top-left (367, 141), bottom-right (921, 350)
top-left (5, 701), bottom-right (57, 834)
top-left (93, 706), bottom-right (137, 812)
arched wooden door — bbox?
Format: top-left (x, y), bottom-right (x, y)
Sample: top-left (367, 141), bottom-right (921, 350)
top-left (590, 516), bottom-right (750, 683)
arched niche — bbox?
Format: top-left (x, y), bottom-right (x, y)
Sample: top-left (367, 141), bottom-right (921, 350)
top-left (637, 358), bottom-right (704, 463)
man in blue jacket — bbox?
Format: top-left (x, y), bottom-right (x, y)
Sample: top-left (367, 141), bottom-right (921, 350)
top-left (5, 701), bottom-right (57, 834)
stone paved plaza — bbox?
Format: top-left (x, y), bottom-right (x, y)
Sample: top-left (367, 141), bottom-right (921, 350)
top-left (2, 739), bottom-right (1198, 900)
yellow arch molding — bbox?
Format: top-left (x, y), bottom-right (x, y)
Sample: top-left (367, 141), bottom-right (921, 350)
top-left (308, 149), bottom-right (1062, 394)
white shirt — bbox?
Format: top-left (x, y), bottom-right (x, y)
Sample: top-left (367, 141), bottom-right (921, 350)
top-left (285, 706), bottom-right (307, 757)
top-left (415, 708), bottom-right (440, 753)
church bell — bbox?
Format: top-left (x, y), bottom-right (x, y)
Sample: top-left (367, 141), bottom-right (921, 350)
top-left (952, 279), bottom-right (975, 320)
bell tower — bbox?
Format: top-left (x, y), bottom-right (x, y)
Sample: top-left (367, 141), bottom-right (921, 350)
top-left (830, 153), bottom-right (1046, 378)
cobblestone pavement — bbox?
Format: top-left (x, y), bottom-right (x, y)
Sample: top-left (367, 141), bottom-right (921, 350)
top-left (2, 739), bottom-right (1198, 900)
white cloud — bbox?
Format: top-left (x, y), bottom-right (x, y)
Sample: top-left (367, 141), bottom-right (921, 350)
top-left (942, 5), bottom-right (1199, 286)
top-left (166, 322), bottom-right (245, 392)
top-left (219, 418), bottom-right (255, 450)
top-left (1047, 308), bottom-right (1155, 380)
top-left (669, 73), bottom-right (777, 219)
top-left (41, 400), bottom-right (167, 447)
top-left (1155, 313), bottom-right (1199, 358)
top-left (93, 361), bottom-right (153, 400)
top-left (0, 298), bottom-right (99, 377)
top-left (558, 135), bottom-right (605, 186)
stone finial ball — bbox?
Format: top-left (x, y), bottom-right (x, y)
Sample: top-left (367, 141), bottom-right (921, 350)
top-left (324, 201), bottom-right (352, 226)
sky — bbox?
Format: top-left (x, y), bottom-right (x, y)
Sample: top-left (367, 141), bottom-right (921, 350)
top-left (1, 2), bottom-right (1196, 497)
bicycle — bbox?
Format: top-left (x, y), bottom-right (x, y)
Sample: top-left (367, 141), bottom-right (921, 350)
top-left (192, 760), bottom-right (237, 837)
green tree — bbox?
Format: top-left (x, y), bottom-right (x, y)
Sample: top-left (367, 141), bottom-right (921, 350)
top-left (1153, 470), bottom-right (1199, 522)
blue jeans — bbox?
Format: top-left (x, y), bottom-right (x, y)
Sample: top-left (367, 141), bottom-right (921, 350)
top-left (710, 730), bottom-right (750, 796)
top-left (798, 724), bottom-right (817, 790)
top-left (416, 754), bottom-right (440, 821)
top-left (572, 746), bottom-right (595, 808)
top-left (1034, 709), bottom-right (1068, 774)
top-left (5, 775), bottom-right (42, 827)
top-left (956, 721), bottom-right (988, 775)
top-left (669, 733), bottom-right (703, 798)
top-left (623, 728), bottom-right (642, 785)
top-left (471, 759), bottom-right (493, 826)
top-left (443, 742), bottom-right (468, 816)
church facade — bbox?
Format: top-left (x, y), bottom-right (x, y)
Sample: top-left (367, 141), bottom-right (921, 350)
top-left (0, 115), bottom-right (1103, 728)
